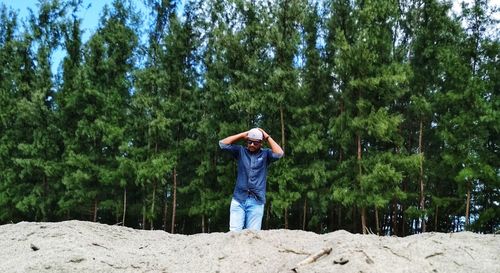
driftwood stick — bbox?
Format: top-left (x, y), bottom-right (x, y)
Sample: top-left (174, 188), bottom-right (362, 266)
top-left (291, 247), bottom-right (332, 272)
top-left (279, 248), bottom-right (310, 255)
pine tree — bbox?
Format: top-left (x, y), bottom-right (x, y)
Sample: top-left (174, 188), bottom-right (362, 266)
top-left (446, 0), bottom-right (499, 232)
top-left (0, 0), bottom-right (497, 234)
top-left (0, 1), bottom-right (73, 222)
top-left (286, 1), bottom-right (331, 231)
top-left (0, 5), bottom-right (26, 222)
top-left (193, 0), bottom-right (247, 232)
top-left (60, 0), bottom-right (139, 223)
top-left (265, 0), bottom-right (304, 229)
top-left (173, 0), bottom-right (226, 233)
top-left (13, 0), bottom-right (70, 221)
top-left (328, 0), bottom-right (417, 234)
top-left (57, 0), bottom-right (84, 219)
top-left (133, 0), bottom-right (200, 232)
top-left (407, 0), bottom-right (473, 233)
top-left (324, 0), bottom-right (357, 232)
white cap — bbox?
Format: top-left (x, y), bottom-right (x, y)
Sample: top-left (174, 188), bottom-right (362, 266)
top-left (247, 128), bottom-right (263, 140)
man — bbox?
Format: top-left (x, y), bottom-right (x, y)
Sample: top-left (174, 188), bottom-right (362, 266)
top-left (219, 128), bottom-right (284, 231)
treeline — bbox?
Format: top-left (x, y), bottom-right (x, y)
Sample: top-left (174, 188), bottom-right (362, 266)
top-left (0, 0), bottom-right (498, 235)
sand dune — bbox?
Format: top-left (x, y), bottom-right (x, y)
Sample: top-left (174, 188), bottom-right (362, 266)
top-left (1, 221), bottom-right (498, 273)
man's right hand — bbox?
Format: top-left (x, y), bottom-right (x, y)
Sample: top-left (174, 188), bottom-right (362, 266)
top-left (220, 131), bottom-right (248, 144)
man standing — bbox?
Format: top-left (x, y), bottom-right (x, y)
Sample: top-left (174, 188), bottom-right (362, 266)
top-left (219, 128), bottom-right (284, 231)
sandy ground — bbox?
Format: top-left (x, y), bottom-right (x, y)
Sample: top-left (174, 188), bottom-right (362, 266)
top-left (0, 221), bottom-right (498, 273)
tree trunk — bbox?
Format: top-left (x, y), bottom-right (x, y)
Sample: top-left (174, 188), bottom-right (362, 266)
top-left (280, 106), bottom-right (287, 229)
top-left (151, 181), bottom-right (157, 230)
top-left (280, 106), bottom-right (285, 151)
top-left (402, 207), bottom-right (406, 236)
top-left (329, 205), bottom-right (334, 231)
top-left (171, 167), bottom-right (177, 233)
top-left (265, 203), bottom-right (270, 230)
top-left (434, 205), bottom-right (439, 232)
top-left (202, 214), bottom-right (205, 233)
top-left (375, 206), bottom-right (380, 235)
top-left (361, 207), bottom-right (367, 234)
top-left (142, 203), bottom-right (146, 229)
top-left (402, 179), bottom-right (407, 236)
top-left (392, 200), bottom-right (398, 236)
top-left (351, 206), bottom-right (355, 233)
top-left (465, 180), bottom-right (471, 227)
top-left (418, 119), bottom-right (426, 232)
top-left (357, 134), bottom-right (367, 234)
top-left (163, 199), bottom-right (168, 231)
top-left (122, 187), bottom-right (127, 226)
top-left (302, 198), bottom-right (307, 230)
top-left (284, 207), bottom-right (289, 229)
top-left (337, 205), bottom-right (342, 230)
top-left (42, 175), bottom-right (48, 221)
top-left (93, 198), bottom-right (98, 222)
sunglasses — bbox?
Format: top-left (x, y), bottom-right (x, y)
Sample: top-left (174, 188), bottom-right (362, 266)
top-left (247, 140), bottom-right (262, 146)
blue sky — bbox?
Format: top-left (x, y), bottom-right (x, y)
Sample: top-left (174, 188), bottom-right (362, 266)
top-left (2, 0), bottom-right (498, 72)
top-left (1, 0), bottom-right (152, 73)
top-left (2, 0), bottom-right (148, 41)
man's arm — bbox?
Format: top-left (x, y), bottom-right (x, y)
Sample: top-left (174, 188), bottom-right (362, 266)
top-left (219, 131), bottom-right (247, 159)
top-left (258, 128), bottom-right (284, 156)
top-left (220, 131), bottom-right (248, 145)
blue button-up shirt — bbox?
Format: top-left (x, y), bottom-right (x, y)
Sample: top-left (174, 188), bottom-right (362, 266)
top-left (219, 141), bottom-right (283, 204)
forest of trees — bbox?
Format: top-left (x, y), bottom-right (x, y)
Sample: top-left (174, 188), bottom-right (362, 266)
top-left (0, 0), bottom-right (498, 235)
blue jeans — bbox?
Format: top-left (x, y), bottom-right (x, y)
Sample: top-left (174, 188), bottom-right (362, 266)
top-left (229, 197), bottom-right (264, 231)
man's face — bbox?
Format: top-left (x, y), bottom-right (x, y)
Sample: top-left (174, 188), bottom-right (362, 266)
top-left (246, 138), bottom-right (262, 152)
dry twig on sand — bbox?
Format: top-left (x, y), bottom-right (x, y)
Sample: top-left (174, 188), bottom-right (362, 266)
top-left (291, 247), bottom-right (332, 272)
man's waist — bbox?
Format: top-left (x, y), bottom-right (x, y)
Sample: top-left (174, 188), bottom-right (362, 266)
top-left (235, 187), bottom-right (263, 194)
top-left (233, 189), bottom-right (265, 204)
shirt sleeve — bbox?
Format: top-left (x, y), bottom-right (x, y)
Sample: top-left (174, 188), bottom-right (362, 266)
top-left (266, 148), bottom-right (283, 164)
top-left (219, 141), bottom-right (241, 159)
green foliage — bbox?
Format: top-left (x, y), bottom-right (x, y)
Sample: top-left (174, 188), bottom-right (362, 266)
top-left (0, 0), bottom-right (498, 234)
top-left (405, 205), bottom-right (424, 219)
